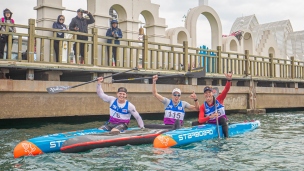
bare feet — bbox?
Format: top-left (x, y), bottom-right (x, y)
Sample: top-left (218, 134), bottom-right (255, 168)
top-left (109, 128), bottom-right (120, 135)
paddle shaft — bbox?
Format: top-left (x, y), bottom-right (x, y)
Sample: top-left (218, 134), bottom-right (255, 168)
top-left (215, 96), bottom-right (221, 139)
top-left (112, 74), bottom-right (184, 82)
top-left (113, 67), bottom-right (205, 82)
top-left (71, 68), bottom-right (137, 89)
top-left (46, 68), bottom-right (137, 94)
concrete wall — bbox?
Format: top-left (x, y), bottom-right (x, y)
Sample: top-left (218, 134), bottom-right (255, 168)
top-left (1, 79), bottom-right (303, 119)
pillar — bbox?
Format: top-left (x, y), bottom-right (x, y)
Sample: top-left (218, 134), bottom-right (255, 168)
top-left (26, 69), bottom-right (34, 80)
top-left (205, 79), bottom-right (213, 85)
top-left (0, 69), bottom-right (9, 79)
top-left (289, 82), bottom-right (298, 88)
top-left (34, 0), bottom-right (65, 62)
top-left (100, 73), bottom-right (113, 83)
top-left (188, 78), bottom-right (197, 85)
top-left (44, 71), bottom-right (63, 81)
top-left (231, 80), bottom-right (238, 86)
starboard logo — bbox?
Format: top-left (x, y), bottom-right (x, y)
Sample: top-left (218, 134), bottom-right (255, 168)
top-left (178, 129), bottom-right (213, 141)
top-left (178, 106), bottom-right (182, 110)
top-left (122, 109), bottom-right (127, 113)
top-left (50, 140), bottom-right (66, 148)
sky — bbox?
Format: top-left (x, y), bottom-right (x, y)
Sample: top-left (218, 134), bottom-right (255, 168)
top-left (2, 0), bottom-right (304, 48)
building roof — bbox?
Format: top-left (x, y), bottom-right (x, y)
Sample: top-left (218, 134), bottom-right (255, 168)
top-left (230, 15), bottom-right (259, 33)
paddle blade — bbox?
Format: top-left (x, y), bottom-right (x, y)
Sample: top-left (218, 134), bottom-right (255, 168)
top-left (185, 67), bottom-right (206, 78)
top-left (212, 87), bottom-right (219, 98)
top-left (46, 86), bottom-right (71, 94)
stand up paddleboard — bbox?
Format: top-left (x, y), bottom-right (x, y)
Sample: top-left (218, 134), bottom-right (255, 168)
top-left (13, 127), bottom-right (139, 158)
top-left (153, 120), bottom-right (261, 148)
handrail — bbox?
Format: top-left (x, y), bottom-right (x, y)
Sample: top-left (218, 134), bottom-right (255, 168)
top-left (0, 19), bottom-right (302, 79)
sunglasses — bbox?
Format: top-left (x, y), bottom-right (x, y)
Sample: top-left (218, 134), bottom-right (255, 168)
top-left (173, 94), bottom-right (181, 97)
top-left (59, 18), bottom-right (65, 21)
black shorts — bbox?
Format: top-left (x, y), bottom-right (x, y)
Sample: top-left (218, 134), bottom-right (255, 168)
top-left (99, 123), bottom-right (128, 132)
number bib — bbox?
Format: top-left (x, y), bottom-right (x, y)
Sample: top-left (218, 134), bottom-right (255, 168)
top-left (109, 99), bottom-right (131, 124)
top-left (163, 100), bottom-right (185, 125)
top-left (164, 110), bottom-right (185, 120)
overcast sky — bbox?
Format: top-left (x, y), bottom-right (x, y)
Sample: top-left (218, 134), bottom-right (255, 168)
top-left (2, 0), bottom-right (304, 48)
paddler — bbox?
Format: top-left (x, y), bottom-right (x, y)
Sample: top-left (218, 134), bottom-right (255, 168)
top-left (96, 77), bottom-right (144, 133)
top-left (193, 72), bottom-right (233, 139)
top-left (147, 75), bottom-right (199, 129)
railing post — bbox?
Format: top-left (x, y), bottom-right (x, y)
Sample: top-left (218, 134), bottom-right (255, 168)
top-left (7, 25), bottom-right (12, 60)
top-left (92, 28), bottom-right (98, 65)
top-left (109, 39), bottom-right (113, 66)
top-left (18, 36), bottom-right (23, 60)
top-left (27, 19), bottom-right (35, 62)
top-left (183, 41), bottom-right (188, 72)
top-left (217, 46), bottom-right (222, 74)
top-left (269, 53), bottom-right (274, 78)
top-left (142, 35), bottom-right (148, 70)
top-left (245, 50), bottom-right (250, 76)
top-left (50, 32), bottom-right (55, 62)
top-left (291, 56), bottom-right (295, 79)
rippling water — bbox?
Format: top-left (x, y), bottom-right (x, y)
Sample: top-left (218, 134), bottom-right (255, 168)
top-left (0, 112), bottom-right (303, 171)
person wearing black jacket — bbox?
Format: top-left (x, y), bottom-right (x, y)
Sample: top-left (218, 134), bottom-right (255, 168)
top-left (52, 15), bottom-right (68, 62)
top-left (69, 8), bottom-right (95, 64)
top-left (106, 20), bottom-right (123, 66)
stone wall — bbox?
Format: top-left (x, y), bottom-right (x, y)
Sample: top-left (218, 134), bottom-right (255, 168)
top-left (1, 79), bottom-right (303, 119)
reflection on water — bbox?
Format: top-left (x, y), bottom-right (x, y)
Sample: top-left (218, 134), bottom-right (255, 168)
top-left (0, 112), bottom-right (304, 170)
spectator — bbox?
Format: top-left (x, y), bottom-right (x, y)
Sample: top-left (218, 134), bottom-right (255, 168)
top-left (52, 15), bottom-right (68, 62)
top-left (69, 8), bottom-right (95, 64)
top-left (106, 20), bottom-right (122, 66)
top-left (0, 8), bottom-right (16, 59)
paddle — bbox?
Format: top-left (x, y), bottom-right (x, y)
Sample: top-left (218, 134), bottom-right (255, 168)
top-left (112, 67), bottom-right (206, 82)
top-left (46, 67), bottom-right (138, 94)
top-left (213, 88), bottom-right (220, 139)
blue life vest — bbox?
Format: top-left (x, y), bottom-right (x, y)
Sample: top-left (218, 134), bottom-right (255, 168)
top-left (204, 99), bottom-right (226, 123)
top-left (164, 100), bottom-right (185, 125)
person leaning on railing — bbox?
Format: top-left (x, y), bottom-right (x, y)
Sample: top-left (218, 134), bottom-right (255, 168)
top-left (0, 8), bottom-right (16, 59)
top-left (69, 8), bottom-right (95, 64)
top-left (52, 15), bottom-right (68, 62)
top-left (106, 20), bottom-right (123, 66)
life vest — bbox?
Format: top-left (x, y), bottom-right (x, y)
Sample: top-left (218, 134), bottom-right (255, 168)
top-left (108, 99), bottom-right (131, 124)
top-left (164, 100), bottom-right (185, 125)
top-left (204, 99), bottom-right (227, 124)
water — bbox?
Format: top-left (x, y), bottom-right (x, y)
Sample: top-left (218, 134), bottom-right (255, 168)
top-left (0, 112), bottom-right (304, 171)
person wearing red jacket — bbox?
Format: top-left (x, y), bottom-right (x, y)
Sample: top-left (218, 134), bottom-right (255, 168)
top-left (194, 72), bottom-right (232, 138)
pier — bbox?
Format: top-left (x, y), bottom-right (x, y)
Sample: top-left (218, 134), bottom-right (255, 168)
top-left (1, 0), bottom-right (304, 119)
